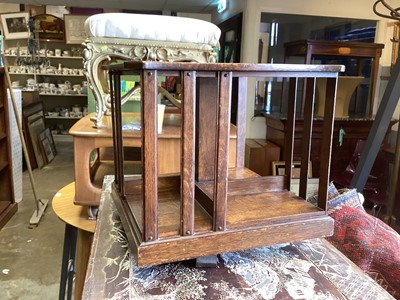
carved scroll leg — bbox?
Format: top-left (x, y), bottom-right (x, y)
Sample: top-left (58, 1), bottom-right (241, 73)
top-left (84, 44), bottom-right (145, 127)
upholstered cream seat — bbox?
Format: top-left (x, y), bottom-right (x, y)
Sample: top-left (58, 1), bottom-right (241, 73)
top-left (83, 13), bottom-right (221, 127)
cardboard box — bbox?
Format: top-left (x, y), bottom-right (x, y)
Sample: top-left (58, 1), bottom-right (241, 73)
top-left (22, 91), bottom-right (40, 106)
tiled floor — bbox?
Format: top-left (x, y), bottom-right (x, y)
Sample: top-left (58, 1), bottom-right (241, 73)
top-left (0, 140), bottom-right (75, 300)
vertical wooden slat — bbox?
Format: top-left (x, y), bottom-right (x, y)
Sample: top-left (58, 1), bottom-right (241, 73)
top-left (284, 77), bottom-right (297, 190)
top-left (213, 71), bottom-right (232, 232)
top-left (108, 70), bottom-right (118, 186)
top-left (141, 69), bottom-right (158, 242)
top-left (301, 48), bottom-right (313, 115)
top-left (181, 70), bottom-right (196, 236)
top-left (318, 77), bottom-right (338, 210)
top-left (115, 72), bottom-right (124, 195)
top-left (196, 77), bottom-right (218, 181)
top-left (113, 71), bottom-right (125, 196)
top-left (235, 77), bottom-right (247, 168)
top-left (354, 58), bottom-right (363, 114)
top-left (369, 56), bottom-right (380, 117)
top-left (299, 77), bottom-right (315, 199)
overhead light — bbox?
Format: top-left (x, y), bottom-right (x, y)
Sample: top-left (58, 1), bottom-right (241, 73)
top-left (217, 0), bottom-right (227, 13)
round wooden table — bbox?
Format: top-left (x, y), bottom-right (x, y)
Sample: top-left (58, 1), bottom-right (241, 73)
top-left (52, 182), bottom-right (96, 300)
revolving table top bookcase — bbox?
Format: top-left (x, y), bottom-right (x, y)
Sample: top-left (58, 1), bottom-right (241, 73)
top-left (107, 61), bottom-right (344, 267)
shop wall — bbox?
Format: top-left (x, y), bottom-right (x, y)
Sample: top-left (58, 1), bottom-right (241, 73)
top-left (0, 3), bottom-right (19, 13)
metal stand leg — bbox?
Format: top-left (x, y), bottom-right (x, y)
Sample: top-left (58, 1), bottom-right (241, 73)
top-left (351, 59), bottom-right (400, 192)
top-left (383, 115), bottom-right (400, 226)
top-left (59, 224), bottom-right (77, 300)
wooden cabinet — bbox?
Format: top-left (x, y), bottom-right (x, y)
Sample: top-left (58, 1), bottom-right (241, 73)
top-left (265, 114), bottom-right (396, 178)
top-left (0, 68), bottom-right (18, 229)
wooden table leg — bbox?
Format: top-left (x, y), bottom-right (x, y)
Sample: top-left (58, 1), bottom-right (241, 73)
top-left (74, 229), bottom-right (94, 300)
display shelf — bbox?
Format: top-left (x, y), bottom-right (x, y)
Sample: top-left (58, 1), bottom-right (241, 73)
top-left (107, 61), bottom-right (343, 267)
top-left (3, 39), bottom-right (87, 138)
top-left (3, 31), bottom-right (87, 146)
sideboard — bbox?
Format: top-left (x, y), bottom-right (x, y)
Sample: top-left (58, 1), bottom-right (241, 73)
top-left (265, 114), bottom-right (397, 178)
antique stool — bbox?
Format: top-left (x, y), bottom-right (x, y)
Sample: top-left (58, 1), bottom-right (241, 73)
top-left (82, 13), bottom-right (221, 127)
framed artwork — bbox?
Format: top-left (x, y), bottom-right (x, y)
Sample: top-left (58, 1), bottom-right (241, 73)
top-left (38, 128), bottom-right (56, 163)
top-left (272, 161), bottom-right (313, 179)
top-left (32, 14), bottom-right (64, 42)
top-left (0, 12), bottom-right (30, 40)
top-left (27, 116), bottom-right (46, 169)
top-left (39, 132), bottom-right (55, 164)
top-left (22, 101), bottom-right (44, 169)
top-left (64, 14), bottom-right (89, 44)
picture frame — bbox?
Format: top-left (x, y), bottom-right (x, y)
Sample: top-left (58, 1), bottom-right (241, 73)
top-left (38, 127), bottom-right (57, 163)
top-left (272, 161), bottom-right (313, 179)
top-left (64, 14), bottom-right (89, 44)
top-left (39, 134), bottom-right (55, 164)
top-left (22, 101), bottom-right (44, 170)
top-left (0, 12), bottom-right (30, 40)
top-left (27, 116), bottom-right (46, 169)
top-left (32, 14), bottom-right (64, 42)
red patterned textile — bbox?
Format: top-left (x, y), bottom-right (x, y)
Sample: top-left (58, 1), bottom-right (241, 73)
top-left (327, 205), bottom-right (400, 299)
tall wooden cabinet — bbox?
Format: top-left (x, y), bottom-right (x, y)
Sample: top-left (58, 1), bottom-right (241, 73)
top-left (0, 68), bottom-right (17, 229)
